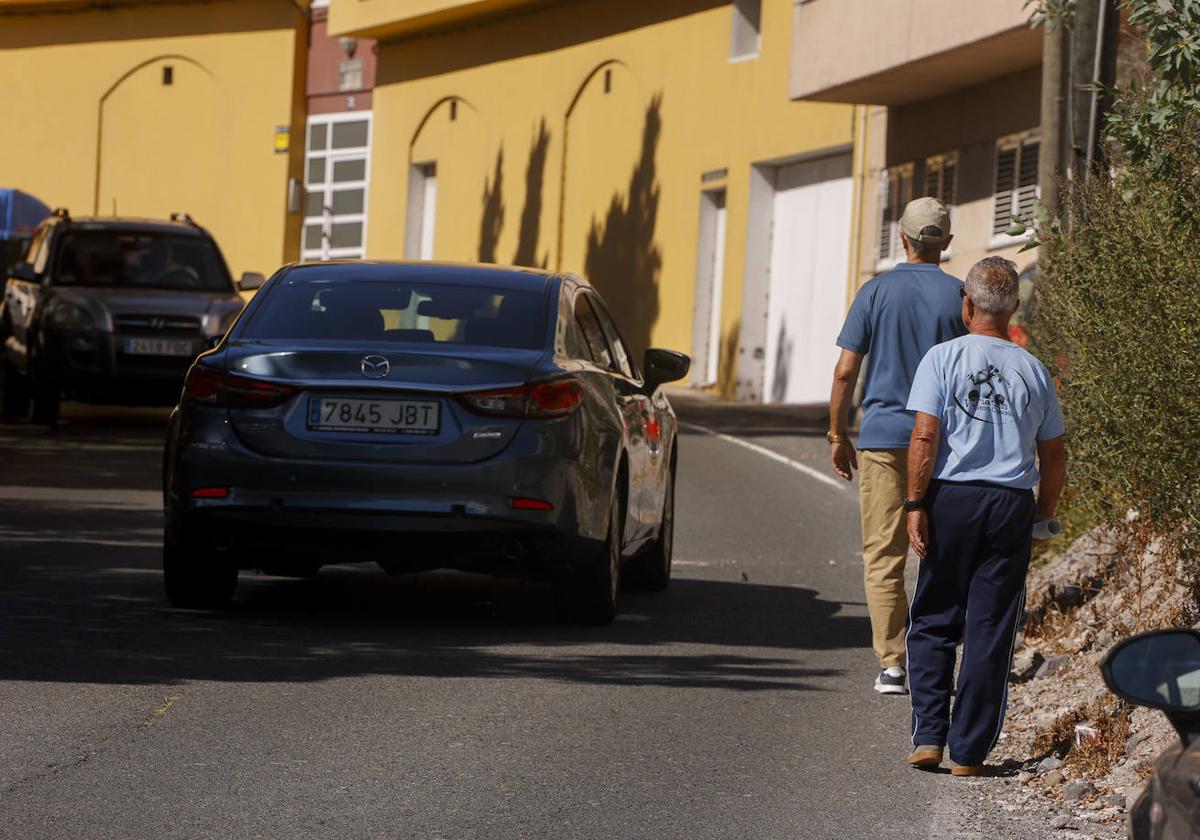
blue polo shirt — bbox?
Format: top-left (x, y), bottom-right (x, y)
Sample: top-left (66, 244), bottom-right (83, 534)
top-left (907, 334), bottom-right (1065, 489)
top-left (836, 263), bottom-right (966, 449)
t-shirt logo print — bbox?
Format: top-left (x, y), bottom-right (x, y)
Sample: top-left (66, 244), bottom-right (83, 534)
top-left (957, 362), bottom-right (1020, 422)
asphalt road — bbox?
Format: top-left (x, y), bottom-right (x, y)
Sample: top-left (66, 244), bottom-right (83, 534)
top-left (0, 399), bottom-right (1046, 839)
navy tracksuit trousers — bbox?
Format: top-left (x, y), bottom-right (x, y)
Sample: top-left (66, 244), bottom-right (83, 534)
top-left (907, 480), bottom-right (1035, 765)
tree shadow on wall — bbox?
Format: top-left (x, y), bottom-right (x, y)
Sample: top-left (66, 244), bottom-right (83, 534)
top-left (770, 319), bottom-right (793, 404)
top-left (478, 148), bottom-right (504, 264)
top-left (584, 95), bottom-right (663, 359)
top-left (513, 120), bottom-right (551, 269)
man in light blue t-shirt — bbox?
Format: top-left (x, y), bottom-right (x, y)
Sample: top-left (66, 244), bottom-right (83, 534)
top-left (828, 197), bottom-right (966, 696)
top-left (901, 257), bottom-right (1066, 776)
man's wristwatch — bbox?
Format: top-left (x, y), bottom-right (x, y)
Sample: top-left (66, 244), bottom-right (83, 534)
top-left (826, 431), bottom-right (846, 444)
top-left (903, 496), bottom-right (926, 512)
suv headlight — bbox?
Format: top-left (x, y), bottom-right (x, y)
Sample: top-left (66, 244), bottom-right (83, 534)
top-left (43, 300), bottom-right (94, 331)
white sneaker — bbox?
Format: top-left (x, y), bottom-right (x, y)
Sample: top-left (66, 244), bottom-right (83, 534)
top-left (874, 667), bottom-right (908, 695)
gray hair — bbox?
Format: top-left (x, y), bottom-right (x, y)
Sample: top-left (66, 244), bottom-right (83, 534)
top-left (965, 257), bottom-right (1020, 316)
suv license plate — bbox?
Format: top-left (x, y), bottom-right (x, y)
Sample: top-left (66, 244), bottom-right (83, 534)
top-left (124, 337), bottom-right (197, 356)
top-left (308, 397), bottom-right (440, 435)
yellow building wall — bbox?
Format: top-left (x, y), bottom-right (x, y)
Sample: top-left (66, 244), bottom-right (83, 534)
top-left (0, 0), bottom-right (308, 280)
top-left (359, 0), bottom-right (854, 394)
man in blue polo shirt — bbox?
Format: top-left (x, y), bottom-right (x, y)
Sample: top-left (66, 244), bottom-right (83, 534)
top-left (828, 197), bottom-right (965, 695)
top-left (902, 256), bottom-right (1066, 775)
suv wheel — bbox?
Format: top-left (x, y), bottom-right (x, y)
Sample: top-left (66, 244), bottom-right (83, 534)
top-left (1, 356), bottom-right (30, 419)
top-left (163, 533), bottom-right (238, 609)
top-left (29, 372), bottom-right (60, 427)
top-left (556, 491), bottom-right (622, 625)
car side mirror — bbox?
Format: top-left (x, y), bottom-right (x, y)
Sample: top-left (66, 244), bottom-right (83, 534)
top-left (238, 271), bottom-right (265, 292)
top-left (642, 348), bottom-right (690, 392)
top-left (9, 261), bottom-right (37, 282)
top-left (1102, 630), bottom-right (1200, 713)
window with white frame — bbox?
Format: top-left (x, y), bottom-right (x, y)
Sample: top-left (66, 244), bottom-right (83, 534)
top-left (303, 113), bottom-right (372, 261)
top-left (992, 133), bottom-right (1040, 242)
top-left (730, 0), bottom-right (762, 60)
top-left (876, 163), bottom-right (913, 269)
top-left (923, 152), bottom-right (958, 207)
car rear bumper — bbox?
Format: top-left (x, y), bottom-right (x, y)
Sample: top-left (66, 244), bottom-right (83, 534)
top-left (41, 329), bottom-right (207, 405)
top-left (171, 505), bottom-right (573, 578)
top-left (165, 408), bottom-right (613, 578)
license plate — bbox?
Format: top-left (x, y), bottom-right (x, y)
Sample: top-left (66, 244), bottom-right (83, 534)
top-left (307, 397), bottom-right (440, 435)
top-left (124, 337), bottom-right (196, 357)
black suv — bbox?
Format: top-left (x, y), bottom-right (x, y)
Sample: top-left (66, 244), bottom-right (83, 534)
top-left (1, 210), bottom-right (262, 425)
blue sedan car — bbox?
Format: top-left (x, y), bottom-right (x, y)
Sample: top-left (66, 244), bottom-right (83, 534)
top-left (162, 262), bottom-right (689, 623)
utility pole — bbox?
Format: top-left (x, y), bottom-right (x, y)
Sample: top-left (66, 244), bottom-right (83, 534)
top-left (1038, 21), bottom-right (1068, 217)
top-left (1070, 0), bottom-right (1120, 182)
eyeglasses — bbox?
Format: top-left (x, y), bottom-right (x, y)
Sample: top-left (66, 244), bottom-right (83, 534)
top-left (958, 287), bottom-right (968, 299)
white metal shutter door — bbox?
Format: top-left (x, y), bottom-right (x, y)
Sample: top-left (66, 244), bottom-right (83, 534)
top-left (762, 153), bottom-right (854, 404)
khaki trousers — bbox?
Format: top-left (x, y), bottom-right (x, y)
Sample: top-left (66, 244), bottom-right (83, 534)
top-left (858, 448), bottom-right (910, 669)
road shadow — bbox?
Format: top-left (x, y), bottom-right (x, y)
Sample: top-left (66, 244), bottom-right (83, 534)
top-left (0, 506), bottom-right (865, 692)
top-left (670, 392), bottom-right (833, 439)
top-left (0, 405), bottom-right (868, 693)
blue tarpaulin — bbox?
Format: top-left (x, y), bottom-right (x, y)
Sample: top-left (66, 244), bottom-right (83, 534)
top-left (0, 189), bottom-right (51, 241)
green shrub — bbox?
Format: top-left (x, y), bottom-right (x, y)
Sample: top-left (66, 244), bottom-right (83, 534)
top-left (1030, 119), bottom-right (1200, 578)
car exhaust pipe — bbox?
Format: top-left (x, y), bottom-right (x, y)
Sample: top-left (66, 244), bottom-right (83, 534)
top-left (212, 531), bottom-right (235, 552)
top-left (501, 540), bottom-right (525, 561)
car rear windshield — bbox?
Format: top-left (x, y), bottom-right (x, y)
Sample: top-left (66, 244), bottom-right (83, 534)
top-left (242, 280), bottom-right (549, 350)
top-left (54, 231), bottom-right (232, 292)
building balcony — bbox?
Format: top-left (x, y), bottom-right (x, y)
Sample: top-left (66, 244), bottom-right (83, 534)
top-left (789, 0), bottom-right (1041, 105)
top-left (327, 0), bottom-right (555, 39)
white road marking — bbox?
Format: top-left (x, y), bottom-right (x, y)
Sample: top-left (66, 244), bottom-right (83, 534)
top-left (680, 422), bottom-right (850, 492)
top-left (0, 485), bottom-right (160, 509)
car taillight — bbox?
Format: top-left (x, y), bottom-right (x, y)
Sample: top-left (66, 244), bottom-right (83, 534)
top-left (457, 379), bottom-right (583, 419)
top-left (526, 380), bottom-right (584, 417)
top-left (184, 365), bottom-right (224, 403)
top-left (183, 364), bottom-right (295, 409)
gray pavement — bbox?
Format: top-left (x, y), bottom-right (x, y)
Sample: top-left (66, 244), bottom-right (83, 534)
top-left (0, 400), bottom-right (1051, 839)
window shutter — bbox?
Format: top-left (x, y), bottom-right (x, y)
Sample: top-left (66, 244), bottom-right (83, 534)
top-left (896, 167), bottom-right (912, 258)
top-left (942, 158), bottom-right (958, 206)
top-left (923, 162), bottom-right (939, 199)
top-left (1016, 140), bottom-right (1040, 220)
top-left (877, 172), bottom-right (893, 263)
top-left (992, 145), bottom-right (1018, 236)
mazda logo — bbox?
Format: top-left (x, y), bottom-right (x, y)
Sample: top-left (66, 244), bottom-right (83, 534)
top-left (360, 355), bottom-right (389, 379)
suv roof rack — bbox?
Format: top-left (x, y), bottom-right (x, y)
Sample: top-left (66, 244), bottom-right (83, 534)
top-left (169, 211), bottom-right (199, 228)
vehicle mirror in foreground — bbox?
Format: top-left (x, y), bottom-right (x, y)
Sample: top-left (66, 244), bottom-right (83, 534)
top-left (9, 261), bottom-right (36, 282)
top-left (1101, 629), bottom-right (1200, 714)
top-left (642, 348), bottom-right (690, 391)
top-left (238, 272), bottom-right (266, 292)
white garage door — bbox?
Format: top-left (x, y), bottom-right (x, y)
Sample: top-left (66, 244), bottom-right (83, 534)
top-left (761, 154), bottom-right (853, 404)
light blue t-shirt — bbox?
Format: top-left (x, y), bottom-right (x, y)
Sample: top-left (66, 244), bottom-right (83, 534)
top-left (906, 334), bottom-right (1065, 489)
top-left (836, 263), bottom-right (966, 448)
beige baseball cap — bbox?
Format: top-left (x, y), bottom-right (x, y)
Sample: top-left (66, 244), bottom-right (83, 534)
top-left (900, 197), bottom-right (952, 243)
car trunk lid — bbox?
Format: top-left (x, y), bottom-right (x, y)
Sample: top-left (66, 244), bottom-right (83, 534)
top-left (222, 341), bottom-right (546, 464)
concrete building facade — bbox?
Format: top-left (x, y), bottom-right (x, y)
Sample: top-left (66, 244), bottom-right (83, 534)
top-left (301, 0), bottom-right (378, 262)
top-left (790, 0), bottom-right (1043, 288)
top-left (0, 0), bottom-right (310, 281)
top-left (328, 0), bottom-right (861, 402)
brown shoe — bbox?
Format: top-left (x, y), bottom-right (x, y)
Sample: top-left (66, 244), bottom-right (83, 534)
top-left (906, 745), bottom-right (944, 767)
top-left (949, 761), bottom-right (985, 776)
